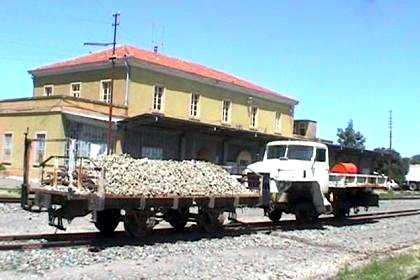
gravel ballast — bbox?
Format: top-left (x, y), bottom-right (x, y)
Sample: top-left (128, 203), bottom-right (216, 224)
top-left (42, 154), bottom-right (254, 197)
top-left (0, 200), bottom-right (419, 279)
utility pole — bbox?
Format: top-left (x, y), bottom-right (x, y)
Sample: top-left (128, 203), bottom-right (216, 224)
top-left (389, 110), bottom-right (393, 150)
top-left (84, 12), bottom-right (120, 154)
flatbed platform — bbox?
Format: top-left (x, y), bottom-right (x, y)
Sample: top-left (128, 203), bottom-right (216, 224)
top-left (29, 186), bottom-right (262, 210)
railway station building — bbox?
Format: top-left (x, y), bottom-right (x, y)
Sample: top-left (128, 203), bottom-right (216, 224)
top-left (0, 45), bottom-right (313, 178)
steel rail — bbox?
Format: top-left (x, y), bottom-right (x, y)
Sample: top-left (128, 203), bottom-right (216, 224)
top-left (0, 197), bottom-right (20, 203)
top-left (0, 208), bottom-right (419, 252)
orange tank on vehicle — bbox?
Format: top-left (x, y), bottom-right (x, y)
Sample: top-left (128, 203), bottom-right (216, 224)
top-left (330, 162), bottom-right (358, 174)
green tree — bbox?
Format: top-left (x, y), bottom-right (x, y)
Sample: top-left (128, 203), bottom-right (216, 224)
top-left (337, 119), bottom-right (366, 150)
top-left (373, 148), bottom-right (409, 185)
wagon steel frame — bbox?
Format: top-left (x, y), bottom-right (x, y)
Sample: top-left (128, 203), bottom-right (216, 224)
top-left (20, 131), bottom-right (270, 236)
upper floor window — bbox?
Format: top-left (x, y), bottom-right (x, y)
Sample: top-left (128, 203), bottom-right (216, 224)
top-left (299, 123), bottom-right (306, 136)
top-left (71, 82), bottom-right (81, 98)
top-left (35, 133), bottom-right (46, 164)
top-left (222, 100), bottom-right (231, 123)
top-left (190, 93), bottom-right (200, 117)
top-left (101, 80), bottom-right (112, 103)
top-left (3, 133), bottom-right (12, 163)
top-left (153, 85), bottom-right (164, 111)
top-left (275, 112), bottom-right (282, 131)
top-left (44, 85), bottom-right (53, 97)
top-left (251, 106), bottom-right (258, 128)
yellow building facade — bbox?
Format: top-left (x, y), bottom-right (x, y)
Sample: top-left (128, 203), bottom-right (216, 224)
top-left (0, 45), bottom-right (300, 177)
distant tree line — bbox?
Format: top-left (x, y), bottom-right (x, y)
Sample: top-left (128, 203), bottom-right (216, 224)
top-left (337, 119), bottom-right (413, 185)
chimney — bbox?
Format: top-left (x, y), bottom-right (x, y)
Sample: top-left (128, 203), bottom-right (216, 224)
top-left (153, 45), bottom-right (158, 53)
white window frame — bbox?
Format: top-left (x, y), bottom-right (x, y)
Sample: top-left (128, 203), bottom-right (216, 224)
top-left (100, 79), bottom-right (112, 103)
top-left (34, 132), bottom-right (47, 165)
top-left (190, 93), bottom-right (200, 118)
top-left (70, 82), bottom-right (82, 98)
top-left (250, 106), bottom-right (258, 128)
top-left (44, 85), bottom-right (54, 97)
top-left (275, 112), bottom-right (282, 132)
top-left (3, 132), bottom-right (13, 163)
top-left (153, 85), bottom-right (165, 112)
top-left (222, 100), bottom-right (231, 124)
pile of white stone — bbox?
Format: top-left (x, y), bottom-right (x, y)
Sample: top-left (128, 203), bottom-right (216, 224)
top-left (60, 154), bottom-right (253, 197)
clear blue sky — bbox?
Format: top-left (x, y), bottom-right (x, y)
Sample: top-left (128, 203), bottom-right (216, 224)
top-left (1, 1), bottom-right (418, 157)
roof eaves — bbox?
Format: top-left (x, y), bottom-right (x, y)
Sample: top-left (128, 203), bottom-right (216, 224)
top-left (127, 57), bottom-right (298, 106)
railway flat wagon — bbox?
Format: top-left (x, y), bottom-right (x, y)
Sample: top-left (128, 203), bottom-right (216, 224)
top-left (24, 186), bottom-right (265, 238)
top-left (19, 134), bottom-right (270, 238)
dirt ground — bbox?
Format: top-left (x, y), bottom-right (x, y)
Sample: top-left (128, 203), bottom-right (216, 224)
top-left (0, 200), bottom-right (419, 279)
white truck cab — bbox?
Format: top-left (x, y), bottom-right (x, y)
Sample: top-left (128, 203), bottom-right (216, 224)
top-left (248, 141), bottom-right (330, 194)
top-left (246, 140), bottom-right (385, 222)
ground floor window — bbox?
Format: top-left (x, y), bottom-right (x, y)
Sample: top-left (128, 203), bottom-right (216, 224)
top-left (64, 120), bottom-right (108, 158)
top-left (3, 133), bottom-right (12, 163)
top-left (35, 133), bottom-right (46, 164)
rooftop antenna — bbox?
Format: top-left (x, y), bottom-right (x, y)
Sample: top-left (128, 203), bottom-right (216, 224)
top-left (151, 23), bottom-right (165, 53)
top-left (389, 110), bottom-right (393, 150)
top-left (84, 12), bottom-right (120, 154)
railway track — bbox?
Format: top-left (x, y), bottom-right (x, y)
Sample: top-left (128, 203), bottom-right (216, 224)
top-left (0, 207), bottom-right (419, 252)
top-left (2, 195), bottom-right (420, 204)
top-left (0, 196), bottom-right (20, 203)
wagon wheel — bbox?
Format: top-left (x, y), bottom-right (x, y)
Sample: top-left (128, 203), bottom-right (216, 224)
top-left (198, 209), bottom-right (226, 234)
top-left (94, 209), bottom-right (121, 237)
top-left (267, 206), bottom-right (282, 223)
top-left (164, 209), bottom-right (189, 231)
top-left (295, 204), bottom-right (319, 224)
top-left (124, 211), bottom-right (157, 239)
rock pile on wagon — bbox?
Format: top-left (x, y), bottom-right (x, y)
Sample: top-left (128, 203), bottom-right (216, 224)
top-left (42, 154), bottom-right (253, 197)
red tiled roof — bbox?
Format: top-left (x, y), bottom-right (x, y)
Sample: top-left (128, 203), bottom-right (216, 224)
top-left (31, 45), bottom-right (296, 104)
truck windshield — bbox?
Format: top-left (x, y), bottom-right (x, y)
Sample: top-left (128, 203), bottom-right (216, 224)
top-left (266, 145), bottom-right (314, 160)
top-left (287, 145), bottom-right (313, 160)
top-left (266, 145), bottom-right (287, 159)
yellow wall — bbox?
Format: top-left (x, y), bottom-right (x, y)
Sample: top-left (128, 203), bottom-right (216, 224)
top-left (0, 113), bottom-right (65, 177)
top-left (33, 68), bottom-right (127, 106)
top-left (31, 65), bottom-right (295, 137)
top-left (128, 67), bottom-right (294, 136)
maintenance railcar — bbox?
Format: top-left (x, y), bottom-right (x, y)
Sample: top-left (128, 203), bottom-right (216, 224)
top-left (20, 136), bottom-right (387, 238)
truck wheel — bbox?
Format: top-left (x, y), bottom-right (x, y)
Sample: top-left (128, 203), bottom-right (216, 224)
top-left (332, 207), bottom-right (350, 219)
top-left (295, 204), bottom-right (319, 224)
top-left (198, 209), bottom-right (226, 234)
top-left (94, 209), bottom-right (121, 237)
top-left (164, 209), bottom-right (188, 231)
top-left (268, 208), bottom-right (282, 223)
top-left (124, 211), bottom-right (157, 239)
top-left (409, 183), bottom-right (418, 191)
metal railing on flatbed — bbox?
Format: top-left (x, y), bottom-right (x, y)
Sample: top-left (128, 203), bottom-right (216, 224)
top-left (329, 173), bottom-right (387, 189)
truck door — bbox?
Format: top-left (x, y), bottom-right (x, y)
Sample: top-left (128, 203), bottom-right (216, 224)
top-left (313, 148), bottom-right (329, 194)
